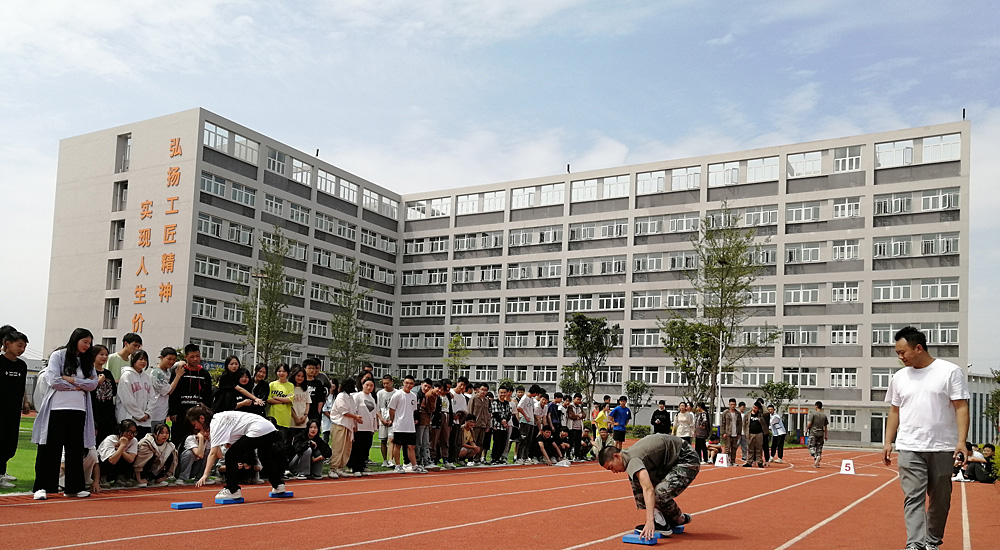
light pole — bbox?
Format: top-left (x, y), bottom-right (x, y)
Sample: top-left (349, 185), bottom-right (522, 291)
top-left (251, 271), bottom-right (265, 366)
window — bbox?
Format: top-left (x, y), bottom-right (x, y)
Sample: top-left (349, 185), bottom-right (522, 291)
top-left (360, 229), bottom-right (378, 248)
top-left (230, 183), bottom-right (256, 207)
top-left (739, 367), bottom-right (773, 387)
top-left (872, 279), bottom-right (911, 302)
top-left (922, 322), bottom-right (959, 345)
top-left (400, 302), bottom-right (421, 317)
top-left (875, 140), bottom-right (913, 168)
top-left (787, 151), bottom-right (822, 177)
top-left (480, 231), bottom-right (503, 249)
top-left (633, 253), bottom-right (663, 273)
top-left (504, 332), bottom-right (529, 348)
top-left (427, 269), bottom-right (448, 285)
top-left (744, 206), bottom-right (778, 227)
top-left (363, 189), bottom-right (381, 212)
top-left (478, 298), bottom-right (501, 314)
top-left (920, 232), bottom-right (959, 255)
top-left (426, 236), bottom-right (447, 253)
top-left (631, 328), bottom-right (660, 347)
top-left (828, 409), bottom-right (857, 431)
top-left (921, 277), bottom-right (959, 300)
top-left (539, 183), bottom-right (564, 205)
top-left (921, 134), bottom-right (960, 163)
top-left (569, 222), bottom-right (596, 241)
top-left (508, 228), bottom-right (533, 247)
top-left (873, 236), bottom-right (912, 258)
top-left (667, 251), bottom-right (698, 270)
top-left (630, 366), bottom-right (659, 384)
top-left (871, 368), bottom-right (898, 389)
top-left (782, 367), bottom-right (817, 387)
top-left (290, 158), bottom-right (312, 185)
top-left (635, 216), bottom-right (665, 235)
top-left (404, 239), bottom-right (426, 255)
top-left (203, 122), bottom-right (229, 151)
top-left (783, 326), bottom-right (818, 346)
top-left (671, 166), bottom-right (701, 190)
top-left (873, 192), bottom-right (912, 215)
top-left (566, 294), bottom-right (593, 312)
top-left (831, 282), bottom-right (859, 302)
top-left (833, 145), bottom-right (862, 172)
top-left (400, 334), bottom-right (420, 349)
top-left (537, 225), bottom-right (563, 244)
top-left (197, 213), bottom-right (222, 237)
top-left (106, 259), bottom-right (122, 290)
top-left (425, 301), bottom-right (446, 316)
top-left (339, 180), bottom-right (358, 203)
top-left (452, 266), bottom-right (475, 284)
top-left (286, 240), bottom-right (308, 261)
top-left (598, 255), bottom-right (627, 274)
top-left (706, 209), bottom-right (738, 229)
top-left (598, 367), bottom-right (623, 384)
top-left (833, 197), bottom-right (860, 218)
top-left (289, 203), bottom-right (310, 225)
top-left (632, 291), bottom-right (662, 310)
top-left (191, 296), bottom-right (218, 318)
top-left (227, 222), bottom-right (253, 245)
top-left (830, 367), bottom-right (858, 388)
top-left (786, 201), bottom-right (821, 222)
top-left (373, 331), bottom-right (392, 348)
top-left (264, 194), bottom-right (283, 216)
top-left (266, 148), bottom-right (286, 174)
top-left (280, 313), bottom-right (303, 334)
top-left (316, 169), bottom-right (336, 195)
top-left (112, 181), bottom-right (128, 212)
top-left (480, 264), bottom-right (502, 282)
top-left (636, 170), bottom-right (666, 195)
top-left (602, 175), bottom-right (629, 198)
top-left (598, 292), bottom-right (625, 310)
top-left (337, 220), bottom-right (356, 241)
top-left (483, 191), bottom-right (505, 212)
top-left (708, 162), bottom-right (739, 187)
top-left (283, 277), bottom-right (305, 297)
top-left (750, 285), bottom-right (777, 305)
top-left (662, 368), bottom-right (684, 386)
top-left (536, 296), bottom-right (560, 312)
top-left (311, 282), bottom-right (331, 302)
top-left (456, 194), bottom-right (479, 214)
top-left (194, 254), bottom-right (221, 278)
top-left (784, 284), bottom-right (819, 304)
top-left (831, 325), bottom-right (859, 345)
top-left (223, 302), bottom-right (244, 324)
top-left (599, 219), bottom-right (627, 238)
top-left (665, 290), bottom-right (697, 308)
top-left (832, 239), bottom-right (860, 261)
top-left (233, 133), bottom-right (260, 165)
top-left (571, 179), bottom-right (598, 202)
top-left (510, 186), bottom-right (537, 209)
top-left (452, 233), bottom-right (476, 251)
top-left (200, 172), bottom-right (225, 197)
top-left (507, 297), bottom-right (530, 313)
top-left (531, 366), bottom-right (558, 383)
top-left (785, 243), bottom-right (820, 263)
top-left (452, 300), bottom-right (474, 316)
top-left (746, 157), bottom-right (779, 183)
top-left (535, 330), bottom-right (559, 348)
top-left (424, 333), bottom-right (446, 349)
top-left (921, 188), bottom-right (960, 211)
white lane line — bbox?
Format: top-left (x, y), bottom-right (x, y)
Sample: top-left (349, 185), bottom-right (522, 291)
top-left (772, 475), bottom-right (898, 550)
top-left (961, 481), bottom-right (971, 550)
top-left (0, 468), bottom-right (609, 527)
top-left (315, 496), bottom-right (630, 550)
top-left (35, 479), bottom-right (622, 549)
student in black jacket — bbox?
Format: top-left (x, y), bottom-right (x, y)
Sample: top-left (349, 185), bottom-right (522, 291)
top-left (288, 419), bottom-right (331, 479)
top-left (651, 400), bottom-right (672, 434)
top-left (169, 344), bottom-right (213, 448)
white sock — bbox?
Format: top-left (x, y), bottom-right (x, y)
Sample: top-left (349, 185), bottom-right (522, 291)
top-left (653, 509), bottom-right (666, 525)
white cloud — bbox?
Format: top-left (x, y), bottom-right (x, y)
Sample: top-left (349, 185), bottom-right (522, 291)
top-left (706, 33), bottom-right (735, 46)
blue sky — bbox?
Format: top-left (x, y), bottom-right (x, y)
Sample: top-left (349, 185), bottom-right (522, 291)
top-left (2, 1), bottom-right (998, 372)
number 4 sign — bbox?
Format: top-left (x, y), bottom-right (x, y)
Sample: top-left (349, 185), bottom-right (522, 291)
top-left (839, 459), bottom-right (856, 474)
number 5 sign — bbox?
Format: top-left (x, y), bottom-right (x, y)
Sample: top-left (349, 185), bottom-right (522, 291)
top-left (839, 459), bottom-right (856, 475)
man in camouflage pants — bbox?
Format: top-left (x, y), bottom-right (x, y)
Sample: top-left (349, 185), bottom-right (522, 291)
top-left (600, 434), bottom-right (700, 541)
top-left (807, 401), bottom-right (829, 468)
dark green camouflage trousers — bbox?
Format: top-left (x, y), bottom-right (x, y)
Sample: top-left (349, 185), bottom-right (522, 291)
top-left (808, 433), bottom-right (825, 458)
top-left (631, 442), bottom-right (700, 525)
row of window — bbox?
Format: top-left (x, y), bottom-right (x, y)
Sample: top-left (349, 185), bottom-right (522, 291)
top-left (402, 135), bottom-right (961, 219)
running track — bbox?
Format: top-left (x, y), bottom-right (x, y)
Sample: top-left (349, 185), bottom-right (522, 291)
top-left (1, 448), bottom-right (996, 549)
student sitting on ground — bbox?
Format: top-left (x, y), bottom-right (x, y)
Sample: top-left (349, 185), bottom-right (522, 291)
top-left (966, 443), bottom-right (995, 483)
top-left (706, 433), bottom-right (723, 463)
top-left (134, 423), bottom-right (178, 487)
top-left (535, 425), bottom-right (563, 465)
top-left (577, 428), bottom-right (594, 460)
top-left (595, 427), bottom-right (616, 453)
top-left (288, 419), bottom-right (331, 480)
top-left (97, 419), bottom-right (139, 487)
top-left (557, 427), bottom-right (573, 457)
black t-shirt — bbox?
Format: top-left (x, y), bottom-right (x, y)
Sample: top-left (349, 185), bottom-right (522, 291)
top-left (749, 413), bottom-right (763, 435)
top-left (651, 409), bottom-right (672, 434)
top-left (534, 433), bottom-right (558, 458)
top-left (304, 379), bottom-right (327, 420)
top-left (0, 355), bottom-right (27, 411)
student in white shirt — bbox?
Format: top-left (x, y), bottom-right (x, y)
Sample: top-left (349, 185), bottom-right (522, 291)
top-left (376, 374), bottom-right (398, 466)
top-left (117, 350), bottom-right (154, 439)
top-left (388, 375), bottom-right (422, 473)
top-left (97, 419), bottom-right (139, 486)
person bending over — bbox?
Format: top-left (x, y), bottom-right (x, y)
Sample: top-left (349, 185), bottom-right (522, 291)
top-left (600, 433), bottom-right (699, 541)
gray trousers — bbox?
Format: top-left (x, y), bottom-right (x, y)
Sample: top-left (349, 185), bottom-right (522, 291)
top-left (416, 425), bottom-right (431, 466)
top-left (177, 448), bottom-right (206, 480)
top-left (289, 447), bottom-right (323, 477)
top-left (898, 451), bottom-right (953, 548)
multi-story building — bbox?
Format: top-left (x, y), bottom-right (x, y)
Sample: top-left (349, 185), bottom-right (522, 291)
top-left (46, 108), bottom-right (970, 446)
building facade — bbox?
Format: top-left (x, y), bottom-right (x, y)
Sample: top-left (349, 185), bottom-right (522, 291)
top-left (46, 108), bottom-right (971, 446)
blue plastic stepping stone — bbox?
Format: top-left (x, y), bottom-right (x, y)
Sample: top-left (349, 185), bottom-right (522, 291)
top-left (170, 501), bottom-right (203, 510)
top-left (269, 491), bottom-right (294, 498)
top-left (215, 497), bottom-right (245, 505)
top-left (672, 525), bottom-right (685, 534)
top-left (633, 530), bottom-right (664, 539)
top-left (622, 533), bottom-right (658, 545)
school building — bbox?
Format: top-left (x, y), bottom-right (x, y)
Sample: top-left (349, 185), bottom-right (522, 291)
top-left (46, 108), bottom-right (979, 446)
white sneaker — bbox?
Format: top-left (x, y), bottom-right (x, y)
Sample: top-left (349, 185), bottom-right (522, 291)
top-left (1, 473), bottom-right (17, 481)
top-left (394, 465), bottom-right (405, 473)
top-left (403, 465), bottom-right (415, 473)
top-left (65, 491), bottom-right (91, 498)
top-left (328, 471), bottom-right (339, 479)
top-left (354, 471), bottom-right (362, 477)
top-left (153, 480), bottom-right (169, 487)
top-left (0, 480), bottom-right (14, 489)
top-left (136, 482), bottom-right (148, 488)
top-left (415, 466), bottom-right (428, 474)
top-left (173, 479), bottom-right (186, 486)
top-left (514, 459), bottom-right (524, 465)
top-left (215, 488), bottom-right (242, 500)
top-left (33, 490), bottom-right (47, 500)
top-left (273, 483), bottom-right (287, 493)
top-left (381, 461), bottom-right (389, 468)
top-left (951, 473), bottom-right (964, 482)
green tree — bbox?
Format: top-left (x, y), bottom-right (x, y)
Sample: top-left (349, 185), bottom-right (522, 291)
top-left (747, 381), bottom-right (800, 414)
top-left (658, 202), bottom-right (777, 411)
top-left (236, 226), bottom-right (301, 368)
top-left (443, 328), bottom-right (471, 381)
top-left (327, 263), bottom-right (372, 380)
top-left (984, 368), bottom-right (1000, 446)
top-left (564, 313), bottom-right (620, 409)
top-left (624, 379), bottom-right (654, 426)
top-left (559, 369), bottom-right (587, 398)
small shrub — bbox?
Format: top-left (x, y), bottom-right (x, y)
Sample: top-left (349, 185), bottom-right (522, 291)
top-left (626, 425), bottom-right (650, 439)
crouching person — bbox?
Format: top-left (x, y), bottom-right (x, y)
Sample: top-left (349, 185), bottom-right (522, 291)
top-left (599, 433), bottom-right (699, 541)
top-left (288, 420), bottom-right (331, 479)
top-left (134, 423), bottom-right (178, 487)
top-left (187, 405), bottom-right (287, 500)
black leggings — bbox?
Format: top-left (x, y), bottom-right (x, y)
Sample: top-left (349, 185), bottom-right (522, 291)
top-left (34, 410), bottom-right (86, 493)
top-left (695, 437), bottom-right (709, 462)
top-left (770, 434), bottom-right (785, 459)
top-left (224, 431), bottom-right (284, 492)
top-left (347, 431), bottom-right (374, 472)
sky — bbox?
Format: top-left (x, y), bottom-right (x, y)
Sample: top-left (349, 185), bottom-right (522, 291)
top-left (2, 0), bottom-right (998, 373)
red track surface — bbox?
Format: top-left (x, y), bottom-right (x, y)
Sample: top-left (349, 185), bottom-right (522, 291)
top-left (1, 448), bottom-right (997, 549)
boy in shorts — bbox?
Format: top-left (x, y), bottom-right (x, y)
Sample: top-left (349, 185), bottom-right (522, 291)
top-left (609, 396), bottom-right (631, 445)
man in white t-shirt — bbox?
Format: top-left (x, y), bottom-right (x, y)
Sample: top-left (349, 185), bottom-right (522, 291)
top-left (188, 405), bottom-right (286, 500)
top-left (884, 326), bottom-right (970, 550)
top-left (388, 375), bottom-right (422, 473)
top-left (449, 378), bottom-right (469, 466)
top-left (376, 374), bottom-right (397, 466)
top-left (516, 385), bottom-right (540, 464)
